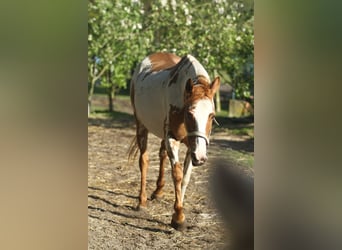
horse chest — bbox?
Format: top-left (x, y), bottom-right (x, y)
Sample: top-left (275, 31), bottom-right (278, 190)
top-left (168, 104), bottom-right (187, 142)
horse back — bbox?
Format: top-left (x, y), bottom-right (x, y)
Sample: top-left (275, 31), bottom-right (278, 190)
top-left (147, 52), bottom-right (181, 72)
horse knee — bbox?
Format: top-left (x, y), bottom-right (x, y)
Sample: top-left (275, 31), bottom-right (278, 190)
top-left (172, 163), bottom-right (183, 183)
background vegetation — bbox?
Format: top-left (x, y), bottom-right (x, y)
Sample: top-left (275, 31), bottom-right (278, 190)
top-left (88, 0), bottom-right (254, 112)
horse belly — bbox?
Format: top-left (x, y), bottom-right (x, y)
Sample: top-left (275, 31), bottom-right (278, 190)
top-left (134, 85), bottom-right (166, 139)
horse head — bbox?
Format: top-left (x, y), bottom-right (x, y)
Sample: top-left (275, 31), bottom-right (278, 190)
top-left (184, 76), bottom-right (220, 166)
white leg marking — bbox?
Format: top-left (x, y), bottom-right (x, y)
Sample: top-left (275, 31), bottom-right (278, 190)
top-left (181, 150), bottom-right (193, 203)
top-left (166, 136), bottom-right (180, 166)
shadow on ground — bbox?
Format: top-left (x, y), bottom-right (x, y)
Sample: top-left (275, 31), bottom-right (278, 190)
top-left (215, 115), bottom-right (254, 130)
top-left (88, 186), bottom-right (173, 235)
top-left (212, 138), bottom-right (254, 153)
top-left (88, 110), bottom-right (135, 129)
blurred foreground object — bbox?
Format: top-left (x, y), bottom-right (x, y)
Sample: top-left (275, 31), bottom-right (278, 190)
top-left (210, 159), bottom-right (254, 249)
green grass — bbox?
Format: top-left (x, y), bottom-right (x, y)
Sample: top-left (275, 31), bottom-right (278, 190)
top-left (91, 93), bottom-right (130, 100)
top-left (213, 110), bottom-right (254, 138)
top-left (230, 127), bottom-right (254, 137)
top-left (216, 110), bottom-right (229, 117)
top-left (226, 149), bottom-right (254, 169)
top-left (89, 94), bottom-right (132, 116)
top-left (89, 109), bottom-right (133, 120)
top-left (115, 94), bottom-right (130, 100)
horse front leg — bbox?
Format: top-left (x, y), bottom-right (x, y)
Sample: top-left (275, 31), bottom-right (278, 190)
top-left (181, 149), bottom-right (193, 203)
top-left (166, 137), bottom-right (186, 230)
top-left (171, 162), bottom-right (185, 230)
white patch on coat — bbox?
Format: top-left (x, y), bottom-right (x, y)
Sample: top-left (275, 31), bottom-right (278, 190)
top-left (191, 98), bottom-right (214, 159)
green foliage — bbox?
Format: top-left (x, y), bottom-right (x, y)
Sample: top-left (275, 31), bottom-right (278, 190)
top-left (88, 0), bottom-right (144, 93)
top-left (88, 0), bottom-right (254, 102)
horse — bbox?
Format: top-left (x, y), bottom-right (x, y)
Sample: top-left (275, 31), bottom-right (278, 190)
top-left (129, 52), bottom-right (220, 230)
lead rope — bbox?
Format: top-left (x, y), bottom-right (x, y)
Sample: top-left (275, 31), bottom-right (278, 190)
top-left (213, 117), bottom-right (220, 126)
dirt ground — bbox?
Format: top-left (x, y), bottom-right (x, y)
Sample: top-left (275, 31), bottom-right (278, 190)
top-left (88, 96), bottom-right (254, 249)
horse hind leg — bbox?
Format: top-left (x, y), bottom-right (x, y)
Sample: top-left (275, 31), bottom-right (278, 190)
top-left (136, 123), bottom-right (149, 210)
top-left (151, 140), bottom-right (167, 200)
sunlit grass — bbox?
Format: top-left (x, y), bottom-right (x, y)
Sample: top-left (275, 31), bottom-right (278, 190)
top-left (226, 149), bottom-right (254, 169)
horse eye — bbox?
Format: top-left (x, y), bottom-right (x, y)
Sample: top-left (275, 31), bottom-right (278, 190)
top-left (185, 111), bottom-right (194, 121)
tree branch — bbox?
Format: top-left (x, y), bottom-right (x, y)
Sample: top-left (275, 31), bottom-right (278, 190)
top-left (93, 65), bottom-right (108, 83)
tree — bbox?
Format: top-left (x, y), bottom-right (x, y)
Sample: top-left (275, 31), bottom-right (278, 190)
top-left (88, 0), bottom-right (146, 111)
top-left (88, 0), bottom-right (254, 112)
top-left (142, 0), bottom-right (254, 104)
top-left (190, 0), bottom-right (254, 102)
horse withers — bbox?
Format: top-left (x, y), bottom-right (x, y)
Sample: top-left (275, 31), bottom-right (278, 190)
top-left (129, 52), bottom-right (220, 230)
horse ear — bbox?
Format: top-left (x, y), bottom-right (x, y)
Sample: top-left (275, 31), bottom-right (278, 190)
top-left (185, 78), bottom-right (194, 93)
top-left (211, 76), bottom-right (220, 95)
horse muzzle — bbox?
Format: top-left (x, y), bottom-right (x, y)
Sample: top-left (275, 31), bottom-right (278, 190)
top-left (187, 131), bottom-right (209, 166)
top-left (191, 152), bottom-right (208, 166)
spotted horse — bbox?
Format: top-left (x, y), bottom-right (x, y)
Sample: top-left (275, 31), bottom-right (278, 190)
top-left (129, 52), bottom-right (220, 230)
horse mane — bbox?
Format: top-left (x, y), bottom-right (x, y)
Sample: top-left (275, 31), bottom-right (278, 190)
top-left (185, 75), bottom-right (213, 105)
top-left (168, 55), bottom-right (191, 86)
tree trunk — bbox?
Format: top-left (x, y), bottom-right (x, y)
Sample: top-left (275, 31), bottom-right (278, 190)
top-left (214, 70), bottom-right (221, 112)
top-left (108, 85), bottom-right (115, 112)
top-left (107, 70), bottom-right (115, 112)
top-left (88, 65), bottom-right (108, 110)
top-left (88, 78), bottom-right (96, 113)
top-left (88, 62), bottom-right (96, 105)
top-left (215, 89), bottom-right (221, 112)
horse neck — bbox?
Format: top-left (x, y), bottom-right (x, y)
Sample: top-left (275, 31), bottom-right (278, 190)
top-left (167, 55), bottom-right (210, 108)
top-left (168, 72), bottom-right (205, 109)
top-left (167, 74), bottom-right (187, 108)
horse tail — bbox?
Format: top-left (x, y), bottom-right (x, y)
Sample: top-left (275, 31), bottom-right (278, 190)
top-left (128, 134), bottom-right (139, 162)
top-left (128, 64), bottom-right (140, 163)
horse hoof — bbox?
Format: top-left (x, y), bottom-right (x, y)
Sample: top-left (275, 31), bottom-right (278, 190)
top-left (151, 192), bottom-right (163, 200)
top-left (136, 204), bottom-right (147, 212)
top-left (171, 219), bottom-right (187, 231)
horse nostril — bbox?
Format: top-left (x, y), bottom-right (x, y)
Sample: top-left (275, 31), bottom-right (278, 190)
top-left (191, 153), bottom-right (207, 166)
top-left (191, 153), bottom-right (200, 166)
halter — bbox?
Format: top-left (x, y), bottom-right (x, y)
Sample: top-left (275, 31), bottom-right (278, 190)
top-left (187, 131), bottom-right (209, 145)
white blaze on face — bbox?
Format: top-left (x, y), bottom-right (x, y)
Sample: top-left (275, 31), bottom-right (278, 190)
top-left (191, 98), bottom-right (214, 163)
